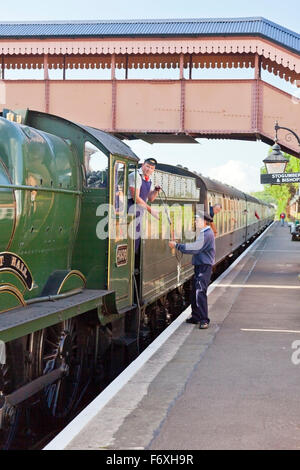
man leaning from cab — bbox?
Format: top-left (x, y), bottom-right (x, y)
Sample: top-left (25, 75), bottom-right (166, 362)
top-left (128, 158), bottom-right (160, 219)
top-left (128, 158), bottom-right (161, 254)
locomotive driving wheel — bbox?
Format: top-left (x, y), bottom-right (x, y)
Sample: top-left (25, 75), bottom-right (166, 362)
top-left (0, 364), bottom-right (19, 449)
top-left (0, 341), bottom-right (24, 450)
top-left (32, 318), bottom-right (83, 421)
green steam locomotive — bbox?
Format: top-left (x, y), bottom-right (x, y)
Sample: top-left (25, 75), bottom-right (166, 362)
top-left (0, 109), bottom-right (274, 448)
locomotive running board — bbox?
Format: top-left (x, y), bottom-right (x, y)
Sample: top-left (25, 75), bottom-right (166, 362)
top-left (0, 289), bottom-right (115, 343)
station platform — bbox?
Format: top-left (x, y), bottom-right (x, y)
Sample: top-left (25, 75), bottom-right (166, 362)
top-left (45, 221), bottom-right (300, 450)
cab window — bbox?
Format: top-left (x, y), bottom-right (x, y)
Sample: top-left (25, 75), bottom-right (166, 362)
top-left (114, 162), bottom-right (126, 216)
top-left (84, 141), bottom-right (108, 188)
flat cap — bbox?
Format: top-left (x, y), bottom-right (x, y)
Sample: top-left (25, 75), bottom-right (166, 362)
top-left (144, 158), bottom-right (157, 166)
top-left (196, 211), bottom-right (213, 222)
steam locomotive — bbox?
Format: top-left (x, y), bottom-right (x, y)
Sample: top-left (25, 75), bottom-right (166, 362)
top-left (0, 109), bottom-right (274, 448)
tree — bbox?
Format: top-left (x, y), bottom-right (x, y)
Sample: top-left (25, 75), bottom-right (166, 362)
top-left (250, 190), bottom-right (276, 205)
top-left (259, 153), bottom-right (300, 218)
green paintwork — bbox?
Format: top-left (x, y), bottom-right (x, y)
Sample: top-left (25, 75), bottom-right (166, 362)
top-left (0, 160), bottom-right (15, 251)
top-left (0, 291), bottom-right (24, 311)
top-left (0, 117), bottom-right (81, 310)
top-left (72, 189), bottom-right (108, 289)
top-left (25, 111), bottom-right (110, 290)
top-left (58, 273), bottom-right (86, 294)
top-left (0, 272), bottom-right (26, 294)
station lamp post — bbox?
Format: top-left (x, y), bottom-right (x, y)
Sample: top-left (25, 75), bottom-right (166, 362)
top-left (261, 122), bottom-right (300, 185)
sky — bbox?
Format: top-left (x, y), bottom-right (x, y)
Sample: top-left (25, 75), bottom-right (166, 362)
top-left (1, 0), bottom-right (300, 193)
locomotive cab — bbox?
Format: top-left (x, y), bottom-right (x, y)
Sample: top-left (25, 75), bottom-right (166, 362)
top-left (20, 110), bottom-right (139, 313)
top-left (74, 139), bottom-right (137, 311)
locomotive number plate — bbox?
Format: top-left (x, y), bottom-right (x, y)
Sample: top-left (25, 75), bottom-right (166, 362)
top-left (116, 244), bottom-right (128, 267)
top-left (0, 252), bottom-right (33, 290)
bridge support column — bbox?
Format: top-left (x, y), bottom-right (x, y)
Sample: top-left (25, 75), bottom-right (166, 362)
top-left (251, 54), bottom-right (263, 134)
top-left (111, 54), bottom-right (117, 130)
top-left (179, 53), bottom-right (185, 133)
top-left (44, 54), bottom-right (50, 113)
top-left (189, 55), bottom-right (193, 80)
top-left (125, 54), bottom-right (129, 80)
top-left (1, 55), bottom-right (4, 80)
top-left (63, 55), bottom-right (67, 81)
top-left (254, 54), bottom-right (261, 79)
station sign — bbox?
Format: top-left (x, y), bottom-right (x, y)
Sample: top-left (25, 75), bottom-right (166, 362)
top-left (260, 172), bottom-right (300, 185)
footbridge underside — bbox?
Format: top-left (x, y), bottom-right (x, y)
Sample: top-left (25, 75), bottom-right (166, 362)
top-left (2, 78), bottom-right (299, 156)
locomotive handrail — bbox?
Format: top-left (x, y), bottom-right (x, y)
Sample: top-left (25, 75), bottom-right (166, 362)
top-left (26, 287), bottom-right (84, 305)
top-left (0, 183), bottom-right (82, 195)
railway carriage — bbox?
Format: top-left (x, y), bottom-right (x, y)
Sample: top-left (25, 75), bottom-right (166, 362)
top-left (153, 164), bottom-right (274, 268)
top-left (0, 109), bottom-right (274, 448)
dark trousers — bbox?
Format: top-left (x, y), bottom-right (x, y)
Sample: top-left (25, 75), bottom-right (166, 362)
top-left (191, 264), bottom-right (212, 324)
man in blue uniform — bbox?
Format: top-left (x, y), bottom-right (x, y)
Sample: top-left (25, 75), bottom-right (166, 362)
top-left (128, 158), bottom-right (161, 255)
top-left (169, 211), bottom-right (215, 329)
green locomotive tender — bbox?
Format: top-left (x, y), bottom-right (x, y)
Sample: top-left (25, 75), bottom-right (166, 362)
top-left (0, 109), bottom-right (274, 447)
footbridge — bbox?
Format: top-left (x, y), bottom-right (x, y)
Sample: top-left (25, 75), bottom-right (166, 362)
top-left (0, 17), bottom-right (300, 155)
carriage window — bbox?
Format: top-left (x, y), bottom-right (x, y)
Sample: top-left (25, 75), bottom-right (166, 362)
top-left (224, 211), bottom-right (229, 233)
top-left (215, 210), bottom-right (223, 236)
top-left (84, 141), bottom-right (108, 188)
top-left (114, 162), bottom-right (126, 216)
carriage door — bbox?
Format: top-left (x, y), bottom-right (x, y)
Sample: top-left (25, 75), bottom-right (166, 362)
top-left (108, 156), bottom-right (134, 310)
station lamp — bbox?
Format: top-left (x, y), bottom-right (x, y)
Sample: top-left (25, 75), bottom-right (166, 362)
top-left (263, 121), bottom-right (300, 174)
top-left (263, 142), bottom-right (288, 174)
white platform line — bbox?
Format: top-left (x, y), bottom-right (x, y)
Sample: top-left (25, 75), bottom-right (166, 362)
top-left (215, 284), bottom-right (300, 289)
top-left (44, 222), bottom-right (274, 450)
top-left (241, 328), bottom-right (300, 334)
top-left (207, 221), bottom-right (274, 295)
top-left (255, 250), bottom-right (300, 253)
